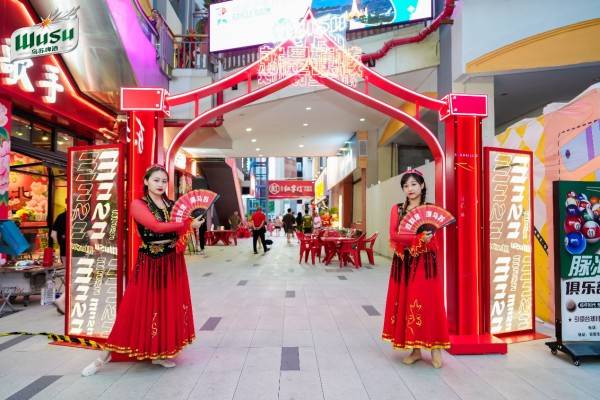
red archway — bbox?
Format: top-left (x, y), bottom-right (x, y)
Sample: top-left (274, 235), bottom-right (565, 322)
top-left (122, 11), bottom-right (502, 354)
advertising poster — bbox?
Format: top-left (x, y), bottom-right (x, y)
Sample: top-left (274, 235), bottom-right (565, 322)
top-left (554, 181), bottom-right (600, 342)
top-left (66, 145), bottom-right (123, 339)
top-left (484, 148), bottom-right (535, 335)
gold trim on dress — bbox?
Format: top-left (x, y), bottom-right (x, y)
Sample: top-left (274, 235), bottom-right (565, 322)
top-left (381, 335), bottom-right (450, 350)
top-left (102, 336), bottom-right (196, 360)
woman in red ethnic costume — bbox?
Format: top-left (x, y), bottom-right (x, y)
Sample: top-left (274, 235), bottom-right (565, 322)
top-left (382, 170), bottom-right (449, 368)
top-left (82, 165), bottom-right (204, 376)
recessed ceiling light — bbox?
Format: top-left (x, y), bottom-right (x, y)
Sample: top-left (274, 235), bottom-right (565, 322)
top-left (303, 123), bottom-right (309, 127)
top-left (359, 118), bottom-right (366, 122)
top-left (57, 141), bottom-right (63, 145)
top-left (251, 139), bottom-right (257, 143)
top-left (245, 127), bottom-right (253, 132)
top-left (305, 107), bottom-right (312, 111)
top-left (256, 148), bottom-right (261, 151)
top-left (298, 144), bottom-right (304, 148)
top-left (42, 136), bottom-right (49, 141)
top-left (17, 132), bottom-right (23, 136)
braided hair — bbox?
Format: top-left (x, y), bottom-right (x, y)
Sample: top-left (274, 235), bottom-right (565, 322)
top-left (400, 172), bottom-right (426, 215)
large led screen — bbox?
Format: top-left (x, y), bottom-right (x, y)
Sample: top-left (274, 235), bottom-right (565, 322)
top-left (209, 0), bottom-right (433, 52)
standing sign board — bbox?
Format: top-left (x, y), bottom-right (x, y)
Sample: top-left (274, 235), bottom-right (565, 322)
top-left (547, 181), bottom-right (600, 365)
top-left (66, 145), bottom-right (124, 340)
top-left (484, 148), bottom-right (536, 338)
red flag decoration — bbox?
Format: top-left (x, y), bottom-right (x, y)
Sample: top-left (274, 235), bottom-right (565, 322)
top-left (267, 180), bottom-right (314, 199)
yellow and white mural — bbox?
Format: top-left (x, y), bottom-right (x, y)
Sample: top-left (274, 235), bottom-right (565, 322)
top-left (496, 83), bottom-right (600, 323)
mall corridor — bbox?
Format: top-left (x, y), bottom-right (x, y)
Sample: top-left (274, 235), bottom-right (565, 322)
top-left (0, 236), bottom-right (597, 400)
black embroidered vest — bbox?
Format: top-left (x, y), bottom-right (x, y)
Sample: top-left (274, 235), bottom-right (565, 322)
top-left (137, 195), bottom-right (177, 257)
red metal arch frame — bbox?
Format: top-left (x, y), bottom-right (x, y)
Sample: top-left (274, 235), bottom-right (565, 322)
top-left (122, 10), bottom-right (505, 354)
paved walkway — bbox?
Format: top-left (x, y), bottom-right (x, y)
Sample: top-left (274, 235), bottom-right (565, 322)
top-left (0, 235), bottom-right (598, 400)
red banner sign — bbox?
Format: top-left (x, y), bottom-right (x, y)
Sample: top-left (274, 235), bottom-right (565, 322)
top-left (268, 180), bottom-right (314, 199)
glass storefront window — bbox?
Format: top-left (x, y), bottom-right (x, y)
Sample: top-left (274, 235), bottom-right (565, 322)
top-left (56, 131), bottom-right (74, 153)
top-left (11, 116), bottom-right (31, 141)
top-left (31, 124), bottom-right (52, 150)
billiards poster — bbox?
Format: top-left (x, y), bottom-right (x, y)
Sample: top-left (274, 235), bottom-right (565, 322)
top-left (553, 181), bottom-right (600, 342)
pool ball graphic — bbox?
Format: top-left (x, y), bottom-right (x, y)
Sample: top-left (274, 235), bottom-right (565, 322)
top-left (591, 196), bottom-right (599, 205)
top-left (566, 204), bottom-right (580, 216)
top-left (582, 220), bottom-right (600, 244)
top-left (582, 207), bottom-right (595, 222)
top-left (566, 299), bottom-right (577, 313)
top-left (564, 216), bottom-right (583, 233)
top-left (592, 204), bottom-right (600, 220)
top-left (577, 193), bottom-right (588, 202)
top-left (578, 199), bottom-right (591, 213)
top-left (565, 232), bottom-right (587, 255)
top-left (565, 197), bottom-right (578, 208)
top-left (567, 191), bottom-right (578, 199)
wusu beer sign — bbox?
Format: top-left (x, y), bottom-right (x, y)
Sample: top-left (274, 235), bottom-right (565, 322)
top-left (268, 180), bottom-right (315, 199)
top-left (10, 7), bottom-right (79, 62)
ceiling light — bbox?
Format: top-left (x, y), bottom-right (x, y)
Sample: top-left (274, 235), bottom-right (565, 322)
top-left (256, 148), bottom-right (261, 151)
top-left (62, 136), bottom-right (69, 141)
top-left (359, 118), bottom-right (366, 122)
top-left (245, 127), bottom-right (253, 132)
top-left (298, 144), bottom-right (304, 148)
top-left (42, 136), bottom-right (49, 141)
top-left (303, 123), bottom-right (309, 127)
top-left (57, 141), bottom-right (63, 145)
top-left (251, 139), bottom-right (257, 143)
top-left (17, 132), bottom-right (23, 136)
top-left (305, 107), bottom-right (312, 111)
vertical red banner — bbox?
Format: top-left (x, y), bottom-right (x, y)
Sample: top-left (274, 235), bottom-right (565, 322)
top-left (0, 98), bottom-right (11, 220)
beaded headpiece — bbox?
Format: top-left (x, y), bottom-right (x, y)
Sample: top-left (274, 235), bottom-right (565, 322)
top-left (402, 168), bottom-right (423, 177)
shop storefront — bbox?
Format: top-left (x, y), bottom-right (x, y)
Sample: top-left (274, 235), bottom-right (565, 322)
top-left (1, 0), bottom-right (115, 258)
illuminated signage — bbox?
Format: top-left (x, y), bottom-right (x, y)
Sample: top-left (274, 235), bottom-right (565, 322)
top-left (315, 172), bottom-right (326, 201)
top-left (485, 148), bottom-right (534, 335)
top-left (268, 180), bottom-right (315, 199)
top-left (209, 0), bottom-right (433, 52)
top-left (174, 152), bottom-right (187, 170)
top-left (10, 7), bottom-right (79, 62)
top-left (67, 145), bottom-right (123, 338)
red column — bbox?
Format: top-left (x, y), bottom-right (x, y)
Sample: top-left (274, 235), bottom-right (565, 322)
top-left (441, 94), bottom-right (507, 354)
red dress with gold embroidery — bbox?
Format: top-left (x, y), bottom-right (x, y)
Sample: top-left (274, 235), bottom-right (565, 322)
top-left (103, 196), bottom-right (196, 360)
top-left (382, 203), bottom-right (450, 350)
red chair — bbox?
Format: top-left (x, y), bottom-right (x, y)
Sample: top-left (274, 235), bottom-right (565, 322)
top-left (296, 231), bottom-right (313, 264)
top-left (358, 232), bottom-right (378, 265)
top-left (337, 236), bottom-right (363, 268)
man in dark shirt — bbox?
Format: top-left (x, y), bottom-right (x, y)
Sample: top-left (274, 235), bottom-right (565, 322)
top-left (251, 207), bottom-right (268, 254)
top-left (282, 208), bottom-right (296, 244)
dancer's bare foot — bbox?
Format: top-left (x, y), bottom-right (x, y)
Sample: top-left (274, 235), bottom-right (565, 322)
top-left (431, 349), bottom-right (443, 368)
top-left (402, 349), bottom-right (422, 365)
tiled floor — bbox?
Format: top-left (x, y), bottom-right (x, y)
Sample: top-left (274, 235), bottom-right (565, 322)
top-left (0, 235), bottom-right (599, 399)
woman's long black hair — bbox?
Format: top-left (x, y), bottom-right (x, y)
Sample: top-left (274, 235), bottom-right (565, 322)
top-left (400, 172), bottom-right (427, 216)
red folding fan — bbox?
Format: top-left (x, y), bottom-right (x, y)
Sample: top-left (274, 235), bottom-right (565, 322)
top-left (171, 189), bottom-right (220, 223)
top-left (397, 205), bottom-right (455, 235)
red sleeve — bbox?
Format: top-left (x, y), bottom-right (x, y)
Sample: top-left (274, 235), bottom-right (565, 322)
top-left (389, 205), bottom-right (416, 247)
top-left (130, 199), bottom-right (188, 234)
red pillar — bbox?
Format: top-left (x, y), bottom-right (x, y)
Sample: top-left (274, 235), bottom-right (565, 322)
top-left (441, 94), bottom-right (507, 354)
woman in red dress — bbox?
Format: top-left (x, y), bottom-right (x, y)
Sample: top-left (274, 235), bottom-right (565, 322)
top-left (382, 170), bottom-right (449, 368)
top-left (82, 165), bottom-right (204, 376)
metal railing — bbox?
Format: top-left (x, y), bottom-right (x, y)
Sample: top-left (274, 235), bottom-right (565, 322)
top-left (173, 34), bottom-right (211, 70)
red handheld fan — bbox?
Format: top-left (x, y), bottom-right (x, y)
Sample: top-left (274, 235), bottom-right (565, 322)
top-left (170, 189), bottom-right (220, 223)
top-left (397, 205), bottom-right (455, 235)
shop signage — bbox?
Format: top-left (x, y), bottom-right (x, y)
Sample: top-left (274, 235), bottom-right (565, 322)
top-left (268, 180), bottom-right (314, 199)
top-left (553, 180), bottom-right (600, 341)
top-left (67, 145), bottom-right (124, 339)
top-left (484, 148), bottom-right (534, 335)
top-left (315, 171), bottom-right (326, 201)
top-left (10, 7), bottom-right (79, 62)
top-left (0, 39), bottom-right (64, 104)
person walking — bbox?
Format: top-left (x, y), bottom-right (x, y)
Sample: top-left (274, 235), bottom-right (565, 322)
top-left (228, 210), bottom-right (241, 231)
top-left (50, 206), bottom-right (67, 314)
top-left (282, 208), bottom-right (296, 244)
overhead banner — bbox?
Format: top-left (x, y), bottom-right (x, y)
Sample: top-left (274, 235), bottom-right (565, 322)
top-left (484, 148), bottom-right (535, 335)
top-left (209, 0), bottom-right (433, 52)
top-left (66, 144), bottom-right (124, 339)
top-left (268, 180), bottom-right (314, 199)
top-left (553, 180), bottom-right (600, 342)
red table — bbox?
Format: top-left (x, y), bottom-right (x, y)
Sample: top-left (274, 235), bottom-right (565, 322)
top-left (320, 237), bottom-right (357, 265)
top-left (206, 230), bottom-right (237, 246)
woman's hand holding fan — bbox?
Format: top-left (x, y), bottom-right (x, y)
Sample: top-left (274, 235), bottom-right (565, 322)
top-left (171, 189), bottom-right (220, 252)
top-left (397, 205), bottom-right (456, 236)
